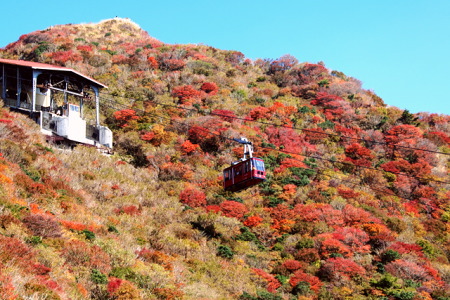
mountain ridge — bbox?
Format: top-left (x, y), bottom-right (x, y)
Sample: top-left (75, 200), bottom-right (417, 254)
top-left (0, 18), bottom-right (449, 299)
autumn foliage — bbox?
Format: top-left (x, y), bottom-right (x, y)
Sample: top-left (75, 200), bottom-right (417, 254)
top-left (171, 85), bottom-right (202, 103)
top-left (179, 186), bottom-right (207, 207)
top-left (0, 18), bottom-right (449, 300)
top-left (113, 109), bottom-right (140, 128)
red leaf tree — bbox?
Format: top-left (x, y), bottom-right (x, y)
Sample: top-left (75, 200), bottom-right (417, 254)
top-left (344, 143), bottom-right (374, 167)
top-left (171, 85), bottom-right (202, 103)
top-left (180, 140), bottom-right (201, 155)
top-left (319, 257), bottom-right (366, 281)
top-left (385, 259), bottom-right (437, 283)
top-left (243, 215), bottom-right (263, 228)
top-left (179, 187), bottom-right (206, 207)
top-left (251, 268), bottom-right (281, 293)
top-left (268, 54), bottom-right (298, 74)
top-left (200, 82), bottom-right (219, 95)
top-left (289, 270), bottom-right (322, 292)
top-left (219, 200), bottom-right (248, 219)
top-left (113, 109), bottom-right (140, 128)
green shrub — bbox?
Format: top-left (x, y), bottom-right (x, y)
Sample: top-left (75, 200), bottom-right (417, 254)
top-left (298, 106), bottom-right (310, 114)
top-left (34, 42), bottom-right (50, 56)
top-left (108, 224), bottom-right (119, 234)
top-left (416, 239), bottom-right (436, 258)
top-left (318, 120), bottom-right (335, 129)
top-left (26, 236), bottom-right (42, 245)
top-left (82, 229), bottom-right (95, 241)
top-left (388, 290), bottom-right (416, 300)
top-left (318, 79), bottom-right (329, 87)
top-left (370, 273), bottom-right (399, 290)
top-left (292, 281), bottom-right (311, 295)
top-left (91, 269), bottom-right (108, 284)
top-left (217, 245), bottom-right (234, 259)
top-left (256, 290), bottom-right (282, 300)
top-left (380, 249), bottom-right (400, 264)
top-left (296, 237), bottom-right (314, 249)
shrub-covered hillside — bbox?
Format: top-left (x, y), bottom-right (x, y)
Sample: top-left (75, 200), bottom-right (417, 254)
top-left (0, 18), bottom-right (450, 299)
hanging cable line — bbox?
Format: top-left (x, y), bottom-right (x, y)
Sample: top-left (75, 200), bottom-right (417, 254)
top-left (99, 95), bottom-right (450, 187)
top-left (99, 91), bottom-right (450, 157)
top-left (102, 97), bottom-right (424, 202)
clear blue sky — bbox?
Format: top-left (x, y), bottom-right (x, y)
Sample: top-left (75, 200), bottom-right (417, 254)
top-left (2, 0), bottom-right (449, 115)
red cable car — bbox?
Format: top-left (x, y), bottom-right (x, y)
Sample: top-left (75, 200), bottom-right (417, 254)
top-left (223, 138), bottom-right (266, 192)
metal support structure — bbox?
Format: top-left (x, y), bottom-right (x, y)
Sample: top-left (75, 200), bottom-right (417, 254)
top-left (64, 78), bottom-right (68, 107)
top-left (16, 68), bottom-right (21, 107)
top-left (80, 92), bottom-right (83, 119)
top-left (1, 65), bottom-right (5, 100)
top-left (40, 85), bottom-right (84, 97)
top-left (233, 137), bottom-right (254, 160)
top-left (32, 71), bottom-right (37, 112)
top-left (93, 86), bottom-right (100, 126)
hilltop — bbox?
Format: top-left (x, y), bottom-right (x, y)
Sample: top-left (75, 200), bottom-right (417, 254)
top-left (0, 18), bottom-right (450, 299)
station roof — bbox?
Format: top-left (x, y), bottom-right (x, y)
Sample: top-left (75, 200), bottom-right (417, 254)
top-left (0, 58), bottom-right (107, 88)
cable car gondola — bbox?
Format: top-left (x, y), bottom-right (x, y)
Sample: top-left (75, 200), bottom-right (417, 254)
top-left (223, 138), bottom-right (266, 192)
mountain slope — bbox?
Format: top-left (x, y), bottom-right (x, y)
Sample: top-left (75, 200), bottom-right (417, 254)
top-left (0, 18), bottom-right (449, 299)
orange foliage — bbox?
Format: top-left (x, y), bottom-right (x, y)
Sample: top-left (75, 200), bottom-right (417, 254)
top-left (136, 248), bottom-right (174, 271)
top-left (61, 240), bottom-right (111, 273)
top-left (59, 220), bottom-right (87, 231)
top-left (283, 184), bottom-right (297, 195)
top-left (333, 227), bottom-right (370, 254)
top-left (200, 82), bottom-right (219, 95)
top-left (271, 219), bottom-right (295, 234)
top-left (385, 124), bottom-right (423, 146)
top-left (114, 205), bottom-right (141, 216)
top-left (159, 162), bottom-right (193, 181)
top-left (171, 85), bottom-right (202, 103)
top-left (180, 140), bottom-right (200, 155)
top-left (243, 215), bottom-right (263, 227)
top-left (0, 271), bottom-right (18, 299)
top-left (179, 187), bottom-right (206, 207)
top-left (319, 237), bottom-right (353, 258)
top-left (205, 205), bottom-right (221, 213)
top-left (282, 259), bottom-right (303, 272)
top-left (266, 204), bottom-right (295, 223)
top-left (304, 127), bottom-right (328, 144)
top-left (294, 203), bottom-right (344, 227)
top-left (342, 205), bottom-right (375, 226)
top-left (362, 223), bottom-right (395, 245)
top-left (251, 268), bottom-right (281, 293)
top-left (141, 124), bottom-right (175, 146)
top-left (319, 257), bottom-right (366, 281)
top-left (219, 200), bottom-right (248, 219)
top-left (147, 56), bottom-right (159, 69)
top-left (30, 203), bottom-right (44, 214)
top-left (113, 109), bottom-right (140, 128)
top-left (0, 236), bottom-right (36, 272)
top-left (337, 187), bottom-right (360, 199)
top-left (153, 287), bottom-right (184, 300)
top-left (344, 143), bottom-right (374, 167)
top-left (289, 270), bottom-right (322, 292)
top-left (248, 106), bottom-right (271, 121)
top-left (273, 158), bottom-right (308, 174)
